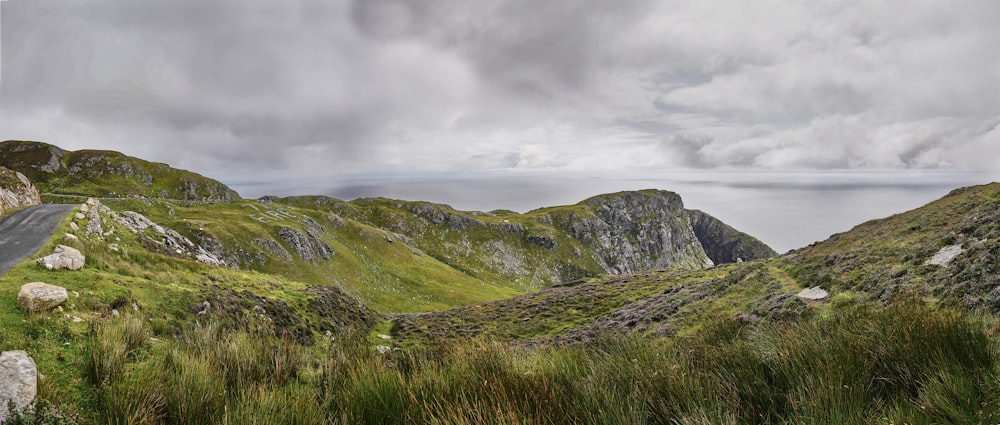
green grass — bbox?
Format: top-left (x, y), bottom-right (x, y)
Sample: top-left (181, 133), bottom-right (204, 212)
top-left (29, 299), bottom-right (998, 424)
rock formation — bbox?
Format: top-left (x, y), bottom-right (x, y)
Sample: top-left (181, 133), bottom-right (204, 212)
top-left (562, 190), bottom-right (714, 273)
top-left (0, 351), bottom-right (37, 420)
top-left (36, 245), bottom-right (85, 270)
top-left (0, 166), bottom-right (41, 216)
top-left (687, 209), bottom-right (778, 264)
top-left (17, 282), bottom-right (69, 313)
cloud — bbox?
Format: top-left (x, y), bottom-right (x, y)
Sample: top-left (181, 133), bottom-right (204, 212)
top-left (0, 0), bottom-right (996, 180)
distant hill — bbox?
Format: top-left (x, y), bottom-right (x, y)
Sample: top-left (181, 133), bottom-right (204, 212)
top-left (393, 182), bottom-right (1000, 345)
top-left (0, 140), bottom-right (240, 202)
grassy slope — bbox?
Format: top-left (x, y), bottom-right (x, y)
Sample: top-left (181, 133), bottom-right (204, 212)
top-left (0, 140), bottom-right (239, 202)
top-left (393, 183), bottom-right (1000, 348)
top-left (88, 198), bottom-right (523, 313)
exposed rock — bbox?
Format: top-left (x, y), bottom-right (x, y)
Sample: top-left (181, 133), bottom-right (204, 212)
top-left (74, 212), bottom-right (85, 220)
top-left (925, 244), bottom-right (965, 266)
top-left (277, 226), bottom-right (334, 263)
top-left (0, 166), bottom-right (41, 216)
top-left (526, 233), bottom-right (557, 250)
top-left (62, 233), bottom-right (79, 243)
top-left (17, 282), bottom-right (69, 313)
top-left (796, 286), bottom-right (829, 301)
top-left (688, 209), bottom-right (778, 265)
top-left (36, 245), bottom-right (85, 270)
top-left (253, 238), bottom-right (293, 262)
top-left (70, 221), bottom-right (79, 232)
top-left (0, 351), bottom-right (37, 420)
top-left (564, 190), bottom-right (713, 274)
top-left (86, 203), bottom-right (103, 236)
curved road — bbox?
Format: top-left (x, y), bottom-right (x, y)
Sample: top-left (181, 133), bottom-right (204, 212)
top-left (0, 204), bottom-right (76, 275)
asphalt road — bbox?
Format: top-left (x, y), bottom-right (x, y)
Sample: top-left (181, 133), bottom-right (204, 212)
top-left (0, 204), bottom-right (76, 276)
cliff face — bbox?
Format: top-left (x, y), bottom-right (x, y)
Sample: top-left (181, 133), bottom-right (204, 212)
top-left (0, 166), bottom-right (42, 216)
top-left (0, 140), bottom-right (240, 202)
top-left (562, 190), bottom-right (714, 273)
top-left (687, 209), bottom-right (778, 264)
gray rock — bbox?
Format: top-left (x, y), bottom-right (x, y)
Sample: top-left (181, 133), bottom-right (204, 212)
top-left (277, 226), bottom-right (334, 263)
top-left (564, 191), bottom-right (713, 274)
top-left (796, 286), bottom-right (829, 301)
top-left (0, 351), bottom-right (37, 420)
top-left (74, 212), bottom-right (86, 220)
top-left (36, 245), bottom-right (85, 270)
top-left (62, 233), bottom-right (79, 243)
top-left (18, 282), bottom-right (69, 313)
top-left (70, 221), bottom-right (79, 232)
top-left (253, 238), bottom-right (293, 262)
top-left (86, 202), bottom-right (103, 236)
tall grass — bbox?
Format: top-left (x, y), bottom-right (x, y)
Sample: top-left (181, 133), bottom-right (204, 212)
top-left (84, 301), bottom-right (1000, 424)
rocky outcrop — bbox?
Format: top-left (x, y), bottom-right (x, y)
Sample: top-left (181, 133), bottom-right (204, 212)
top-left (36, 245), bottom-right (85, 270)
top-left (563, 190), bottom-right (713, 273)
top-left (17, 282), bottom-right (69, 313)
top-left (687, 209), bottom-right (778, 265)
top-left (277, 226), bottom-right (334, 263)
top-left (253, 238), bottom-right (293, 262)
top-left (0, 166), bottom-right (41, 216)
top-left (85, 199), bottom-right (230, 267)
top-left (0, 351), bottom-right (37, 420)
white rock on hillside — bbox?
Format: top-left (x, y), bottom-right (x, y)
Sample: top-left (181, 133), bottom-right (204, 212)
top-left (36, 244), bottom-right (85, 270)
top-left (0, 351), bottom-right (37, 420)
top-left (796, 286), bottom-right (829, 301)
top-left (18, 282), bottom-right (69, 313)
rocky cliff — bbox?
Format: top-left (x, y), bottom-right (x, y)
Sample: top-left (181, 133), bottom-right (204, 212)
top-left (687, 209), bottom-right (778, 264)
top-left (555, 190), bottom-right (714, 273)
top-left (0, 140), bottom-right (239, 202)
top-left (0, 166), bottom-right (41, 216)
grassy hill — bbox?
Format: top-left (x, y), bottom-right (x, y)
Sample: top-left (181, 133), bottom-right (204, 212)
top-left (0, 141), bottom-right (239, 202)
top-left (4, 146), bottom-right (1000, 422)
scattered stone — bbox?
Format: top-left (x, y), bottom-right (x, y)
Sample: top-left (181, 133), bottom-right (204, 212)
top-left (252, 305), bottom-right (267, 315)
top-left (79, 203), bottom-right (89, 213)
top-left (111, 309), bottom-right (120, 318)
top-left (0, 351), bottom-right (37, 421)
top-left (70, 221), bottom-right (79, 232)
top-left (62, 233), bottom-right (79, 243)
top-left (377, 334), bottom-right (392, 340)
top-left (36, 244), bottom-right (85, 270)
top-left (17, 282), bottom-right (69, 313)
top-left (86, 198), bottom-right (98, 206)
top-left (796, 286), bottom-right (829, 301)
top-left (192, 301), bottom-right (211, 315)
top-left (64, 314), bottom-right (85, 323)
top-left (925, 244), bottom-right (965, 266)
top-left (376, 345), bottom-right (392, 354)
top-left (74, 212), bottom-right (85, 220)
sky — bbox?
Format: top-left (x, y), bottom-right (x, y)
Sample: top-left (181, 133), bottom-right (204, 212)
top-left (1, 0), bottom-right (998, 252)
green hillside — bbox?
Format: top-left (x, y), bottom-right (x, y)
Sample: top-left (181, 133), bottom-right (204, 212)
top-left (6, 145), bottom-right (1000, 422)
top-left (0, 140), bottom-right (239, 202)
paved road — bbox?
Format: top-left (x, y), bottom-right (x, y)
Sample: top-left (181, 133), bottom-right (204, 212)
top-left (0, 204), bottom-right (76, 275)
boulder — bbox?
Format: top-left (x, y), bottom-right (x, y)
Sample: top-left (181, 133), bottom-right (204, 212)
top-left (0, 351), bottom-right (37, 420)
top-left (796, 286), bottom-right (829, 301)
top-left (36, 244), bottom-right (85, 270)
top-left (18, 282), bottom-right (69, 313)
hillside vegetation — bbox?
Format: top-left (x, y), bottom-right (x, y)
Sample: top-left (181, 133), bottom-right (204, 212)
top-left (3, 143), bottom-right (1000, 423)
top-left (0, 141), bottom-right (239, 202)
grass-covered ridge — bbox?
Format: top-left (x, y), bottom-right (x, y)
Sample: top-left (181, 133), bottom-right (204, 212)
top-left (0, 140), bottom-right (239, 202)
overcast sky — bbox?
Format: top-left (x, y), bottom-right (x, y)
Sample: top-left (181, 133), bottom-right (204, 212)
top-left (1, 0), bottom-right (998, 252)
